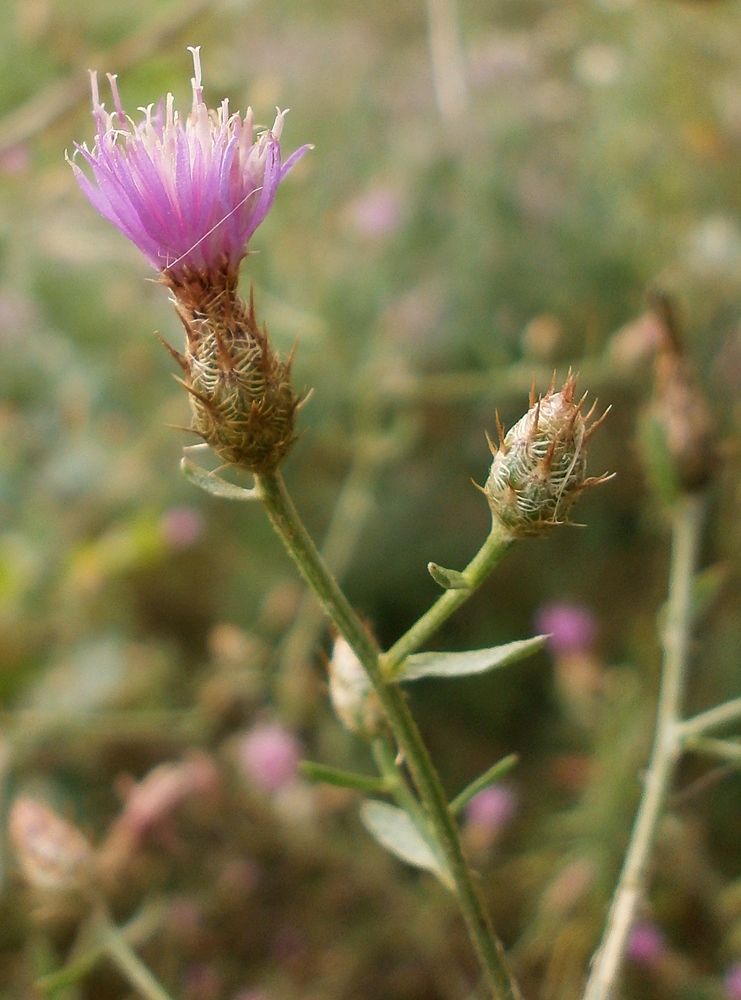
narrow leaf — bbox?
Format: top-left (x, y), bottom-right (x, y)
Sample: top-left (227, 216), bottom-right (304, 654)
top-left (300, 761), bottom-right (389, 795)
top-left (180, 458), bottom-right (258, 501)
top-left (401, 635), bottom-right (547, 682)
top-left (360, 801), bottom-right (453, 889)
top-left (427, 562), bottom-right (470, 591)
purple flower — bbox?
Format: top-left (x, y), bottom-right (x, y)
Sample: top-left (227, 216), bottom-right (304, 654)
top-left (535, 601), bottom-right (598, 655)
top-left (238, 723), bottom-right (301, 793)
top-left (68, 47), bottom-right (310, 279)
top-left (626, 921), bottom-right (665, 968)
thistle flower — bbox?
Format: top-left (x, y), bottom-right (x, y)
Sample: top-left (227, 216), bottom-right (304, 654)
top-left (69, 46), bottom-right (309, 281)
top-left (69, 48), bottom-right (312, 474)
top-left (483, 374), bottom-right (611, 536)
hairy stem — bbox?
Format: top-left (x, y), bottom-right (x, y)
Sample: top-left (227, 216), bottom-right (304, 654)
top-left (583, 493), bottom-right (705, 1000)
top-left (256, 470), bottom-right (521, 1000)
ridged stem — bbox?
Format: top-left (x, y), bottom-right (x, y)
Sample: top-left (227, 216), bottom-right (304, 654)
top-left (583, 493), bottom-right (705, 1000)
top-left (255, 470), bottom-right (521, 1000)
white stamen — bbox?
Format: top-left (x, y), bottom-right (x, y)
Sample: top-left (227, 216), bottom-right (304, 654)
top-left (188, 45), bottom-right (204, 107)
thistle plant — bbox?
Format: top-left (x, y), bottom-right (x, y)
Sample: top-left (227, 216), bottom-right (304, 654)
top-left (37, 43), bottom-right (734, 1000)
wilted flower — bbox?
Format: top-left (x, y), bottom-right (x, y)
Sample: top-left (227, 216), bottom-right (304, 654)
top-left (69, 46), bottom-right (309, 282)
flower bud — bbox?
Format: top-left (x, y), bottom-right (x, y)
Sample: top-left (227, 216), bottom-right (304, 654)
top-left (483, 374), bottom-right (610, 537)
top-left (9, 798), bottom-right (94, 893)
top-left (641, 294), bottom-right (716, 496)
top-left (164, 274), bottom-right (299, 474)
top-left (328, 636), bottom-right (385, 738)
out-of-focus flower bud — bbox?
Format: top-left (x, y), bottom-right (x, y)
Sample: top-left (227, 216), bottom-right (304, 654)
top-left (98, 753), bottom-right (220, 883)
top-left (640, 294), bottom-right (716, 498)
top-left (483, 374), bottom-right (611, 537)
top-left (9, 798), bottom-right (94, 893)
top-left (328, 636), bottom-right (385, 738)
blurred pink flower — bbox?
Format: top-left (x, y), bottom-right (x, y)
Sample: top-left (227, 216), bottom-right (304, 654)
top-left (465, 784), bottom-right (518, 832)
top-left (726, 964), bottom-right (741, 1000)
top-left (238, 722), bottom-right (301, 792)
top-left (69, 47), bottom-right (310, 279)
top-left (161, 506), bottom-right (204, 548)
top-left (348, 186), bottom-right (402, 237)
top-left (535, 601), bottom-right (597, 655)
top-left (626, 921), bottom-right (665, 968)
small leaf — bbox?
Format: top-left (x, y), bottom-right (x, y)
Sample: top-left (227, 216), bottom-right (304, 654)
top-left (360, 801), bottom-right (453, 889)
top-left (181, 457), bottom-right (258, 501)
top-left (427, 562), bottom-right (470, 590)
top-left (400, 635), bottom-right (547, 681)
top-left (300, 761), bottom-right (389, 795)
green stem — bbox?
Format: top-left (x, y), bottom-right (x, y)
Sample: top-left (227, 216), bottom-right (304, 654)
top-left (255, 470), bottom-right (521, 1000)
top-left (98, 910), bottom-right (175, 1000)
top-left (680, 697), bottom-right (741, 741)
top-left (381, 522), bottom-right (514, 678)
top-left (684, 735), bottom-right (741, 766)
top-left (583, 493), bottom-right (705, 1000)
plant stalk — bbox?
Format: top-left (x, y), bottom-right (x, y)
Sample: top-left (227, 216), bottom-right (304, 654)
top-left (382, 523), bottom-right (514, 677)
top-left (256, 470), bottom-right (521, 1000)
top-left (583, 492), bottom-right (705, 1000)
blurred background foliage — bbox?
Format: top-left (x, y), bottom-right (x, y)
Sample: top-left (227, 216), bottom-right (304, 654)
top-left (2, 0), bottom-right (741, 998)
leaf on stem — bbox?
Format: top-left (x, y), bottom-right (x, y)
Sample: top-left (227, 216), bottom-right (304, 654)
top-left (299, 760), bottom-right (390, 795)
top-left (360, 801), bottom-right (453, 889)
top-left (180, 457), bottom-right (258, 501)
top-left (427, 562), bottom-right (470, 590)
top-left (399, 635), bottom-right (547, 681)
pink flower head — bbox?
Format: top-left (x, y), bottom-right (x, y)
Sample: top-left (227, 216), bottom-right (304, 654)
top-left (68, 47), bottom-right (310, 279)
top-left (535, 601), bottom-right (598, 655)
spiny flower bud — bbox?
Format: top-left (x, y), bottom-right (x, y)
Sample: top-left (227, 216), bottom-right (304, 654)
top-left (163, 274), bottom-right (300, 473)
top-left (9, 798), bottom-right (95, 893)
top-left (483, 374), bottom-right (610, 537)
top-left (328, 636), bottom-right (385, 738)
